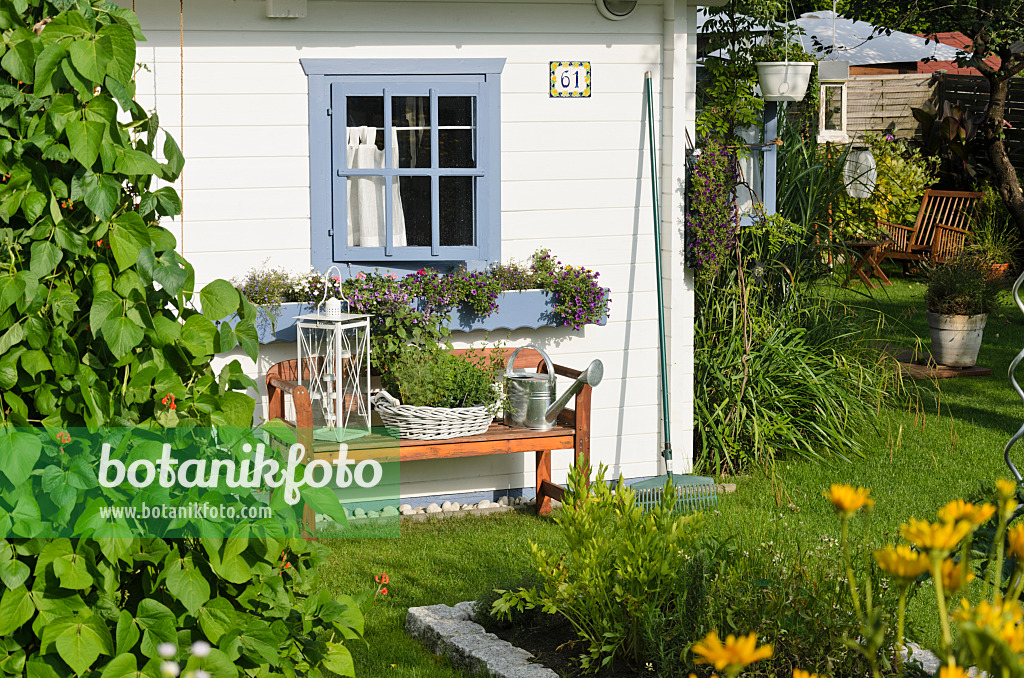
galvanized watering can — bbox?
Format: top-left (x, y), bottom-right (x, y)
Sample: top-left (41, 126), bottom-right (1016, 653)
top-left (503, 345), bottom-right (603, 430)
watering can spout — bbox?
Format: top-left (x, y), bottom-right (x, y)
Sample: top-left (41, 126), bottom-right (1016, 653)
top-left (544, 360), bottom-right (603, 425)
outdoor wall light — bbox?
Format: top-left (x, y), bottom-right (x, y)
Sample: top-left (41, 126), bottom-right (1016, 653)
top-left (595, 0), bottom-right (638, 20)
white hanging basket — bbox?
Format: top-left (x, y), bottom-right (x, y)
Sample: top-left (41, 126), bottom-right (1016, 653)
top-left (755, 62), bottom-right (814, 102)
top-left (371, 390), bottom-right (495, 440)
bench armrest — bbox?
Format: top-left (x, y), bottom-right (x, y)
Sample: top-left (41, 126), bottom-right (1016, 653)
top-left (266, 375), bottom-right (313, 430)
top-left (935, 222), bottom-right (970, 235)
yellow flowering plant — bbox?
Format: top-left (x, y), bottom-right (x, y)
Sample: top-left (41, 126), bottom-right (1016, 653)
top-left (833, 479), bottom-right (1024, 678)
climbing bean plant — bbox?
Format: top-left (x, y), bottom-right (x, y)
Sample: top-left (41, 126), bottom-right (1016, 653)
top-left (0, 2), bottom-right (366, 676)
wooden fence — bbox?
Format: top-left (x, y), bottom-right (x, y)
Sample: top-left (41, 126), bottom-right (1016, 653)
top-left (936, 74), bottom-right (1024, 172)
top-left (846, 74), bottom-right (936, 140)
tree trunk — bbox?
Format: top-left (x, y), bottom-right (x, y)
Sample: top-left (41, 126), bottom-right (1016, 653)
top-left (980, 74), bottom-right (1024, 233)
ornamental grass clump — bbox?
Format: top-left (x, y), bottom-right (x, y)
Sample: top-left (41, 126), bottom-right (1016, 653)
top-left (926, 253), bottom-right (1002, 316)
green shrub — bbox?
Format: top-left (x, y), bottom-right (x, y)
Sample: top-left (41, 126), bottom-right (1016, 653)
top-left (926, 253), bottom-right (1002, 315)
top-left (492, 463), bottom-right (701, 672)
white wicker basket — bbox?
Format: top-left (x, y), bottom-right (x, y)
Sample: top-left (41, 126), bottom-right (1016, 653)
top-left (371, 390), bottom-right (495, 440)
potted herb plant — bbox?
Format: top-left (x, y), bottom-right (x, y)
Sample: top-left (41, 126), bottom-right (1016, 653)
top-left (751, 38), bottom-right (816, 102)
top-left (371, 346), bottom-right (504, 439)
top-left (925, 254), bottom-right (1001, 367)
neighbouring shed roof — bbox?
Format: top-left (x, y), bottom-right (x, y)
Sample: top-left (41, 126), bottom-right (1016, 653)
top-left (794, 11), bottom-right (959, 65)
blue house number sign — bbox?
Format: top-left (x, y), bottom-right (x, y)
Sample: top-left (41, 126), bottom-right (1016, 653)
top-left (550, 61), bottom-right (591, 98)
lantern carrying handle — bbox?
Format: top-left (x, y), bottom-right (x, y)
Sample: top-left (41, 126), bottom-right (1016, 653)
top-left (319, 265), bottom-right (351, 313)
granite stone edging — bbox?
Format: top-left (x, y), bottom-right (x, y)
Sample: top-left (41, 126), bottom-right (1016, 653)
top-left (406, 602), bottom-right (558, 678)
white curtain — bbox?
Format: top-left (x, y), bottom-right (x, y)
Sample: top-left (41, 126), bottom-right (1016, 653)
top-left (346, 126), bottom-right (407, 247)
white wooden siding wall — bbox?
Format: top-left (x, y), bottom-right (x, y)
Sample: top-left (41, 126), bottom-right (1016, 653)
top-left (118, 0), bottom-right (696, 499)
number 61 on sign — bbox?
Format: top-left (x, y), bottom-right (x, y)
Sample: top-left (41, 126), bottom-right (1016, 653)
top-left (550, 61), bottom-right (591, 98)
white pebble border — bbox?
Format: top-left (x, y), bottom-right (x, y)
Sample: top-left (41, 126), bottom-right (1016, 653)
top-left (406, 601), bottom-right (558, 678)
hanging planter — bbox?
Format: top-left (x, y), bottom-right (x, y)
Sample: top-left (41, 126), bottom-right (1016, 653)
top-left (755, 61), bottom-right (814, 102)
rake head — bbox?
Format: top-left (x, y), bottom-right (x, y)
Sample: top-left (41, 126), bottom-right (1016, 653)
top-left (632, 474), bottom-right (719, 514)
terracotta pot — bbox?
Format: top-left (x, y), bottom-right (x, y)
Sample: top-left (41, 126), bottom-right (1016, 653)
top-left (927, 311), bottom-right (987, 368)
top-left (988, 263), bottom-right (1011, 280)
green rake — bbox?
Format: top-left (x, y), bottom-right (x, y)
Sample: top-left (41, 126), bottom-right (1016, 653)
top-left (631, 71), bottom-right (718, 514)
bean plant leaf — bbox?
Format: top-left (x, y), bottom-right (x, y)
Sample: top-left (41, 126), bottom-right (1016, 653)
top-left (55, 619), bottom-right (110, 675)
top-left (199, 280), bottom-right (239, 321)
top-left (0, 430), bottom-right (42, 486)
top-left (34, 42), bottom-right (67, 96)
top-left (68, 35), bottom-right (112, 83)
top-left (29, 241), bottom-right (62, 276)
top-left (65, 120), bottom-right (105, 168)
top-left (0, 586), bottom-right (35, 636)
top-left (102, 316), bottom-right (144, 359)
top-left (166, 564), bottom-right (210, 614)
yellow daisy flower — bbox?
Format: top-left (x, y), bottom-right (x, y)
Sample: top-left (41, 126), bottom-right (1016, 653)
top-left (874, 545), bottom-right (930, 584)
top-left (939, 666), bottom-right (968, 678)
top-left (901, 518), bottom-right (972, 554)
top-left (825, 484), bottom-right (874, 517)
top-left (793, 670), bottom-right (822, 678)
top-left (692, 631), bottom-right (773, 671)
top-left (938, 499), bottom-right (995, 527)
top-left (998, 479), bottom-right (1017, 499)
top-left (955, 598), bottom-right (1024, 654)
top-left (1008, 522), bottom-right (1024, 560)
top-left (938, 558), bottom-right (974, 594)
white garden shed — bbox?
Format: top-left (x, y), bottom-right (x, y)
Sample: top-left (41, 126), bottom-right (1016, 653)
top-left (115, 0), bottom-right (702, 506)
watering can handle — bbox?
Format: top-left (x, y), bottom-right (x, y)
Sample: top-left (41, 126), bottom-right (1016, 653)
top-left (505, 345), bottom-right (556, 385)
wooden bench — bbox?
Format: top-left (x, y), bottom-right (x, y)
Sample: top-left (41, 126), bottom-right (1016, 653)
top-left (265, 347), bottom-right (592, 529)
top-left (879, 189), bottom-right (983, 268)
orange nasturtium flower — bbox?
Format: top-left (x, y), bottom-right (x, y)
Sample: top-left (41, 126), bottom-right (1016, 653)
top-left (824, 484), bottom-right (874, 517)
top-left (692, 631), bottom-right (772, 672)
top-left (938, 499), bottom-right (995, 528)
top-left (938, 558), bottom-right (974, 594)
top-left (901, 518), bottom-right (972, 555)
top-left (874, 545), bottom-right (930, 584)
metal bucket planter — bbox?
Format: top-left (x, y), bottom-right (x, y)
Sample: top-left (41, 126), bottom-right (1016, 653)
top-left (927, 311), bottom-right (988, 367)
top-left (755, 62), bottom-right (813, 102)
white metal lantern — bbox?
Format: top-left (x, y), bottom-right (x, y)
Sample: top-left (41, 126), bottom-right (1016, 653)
top-left (817, 61), bottom-right (851, 144)
top-left (296, 268), bottom-right (371, 442)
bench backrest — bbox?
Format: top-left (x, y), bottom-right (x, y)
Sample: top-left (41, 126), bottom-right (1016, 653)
top-left (910, 189), bottom-right (983, 250)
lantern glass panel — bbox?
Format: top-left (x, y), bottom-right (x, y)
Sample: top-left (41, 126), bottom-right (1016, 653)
top-left (296, 313), bottom-right (372, 441)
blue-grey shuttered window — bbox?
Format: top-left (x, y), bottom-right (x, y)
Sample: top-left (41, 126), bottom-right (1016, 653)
top-left (302, 59), bottom-right (505, 271)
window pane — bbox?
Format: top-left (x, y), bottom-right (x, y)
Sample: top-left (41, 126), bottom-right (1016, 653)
top-left (439, 96), bottom-right (476, 168)
top-left (440, 176), bottom-right (474, 246)
top-left (346, 96), bottom-right (384, 169)
top-left (393, 96), bottom-right (431, 168)
top-left (823, 85), bottom-right (843, 131)
top-left (398, 175), bottom-right (431, 246)
top-left (347, 176), bottom-right (429, 247)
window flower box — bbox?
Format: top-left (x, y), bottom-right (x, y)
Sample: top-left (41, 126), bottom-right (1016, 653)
top-left (232, 290), bottom-right (608, 345)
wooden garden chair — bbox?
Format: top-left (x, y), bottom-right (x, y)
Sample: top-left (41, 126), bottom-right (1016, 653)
top-left (880, 189), bottom-right (983, 269)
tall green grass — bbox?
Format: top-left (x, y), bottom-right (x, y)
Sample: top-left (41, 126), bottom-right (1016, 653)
top-left (694, 128), bottom-right (910, 477)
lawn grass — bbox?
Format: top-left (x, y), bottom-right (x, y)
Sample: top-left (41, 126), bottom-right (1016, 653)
top-left (314, 511), bottom-right (565, 677)
top-left (312, 274), bottom-right (1024, 677)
